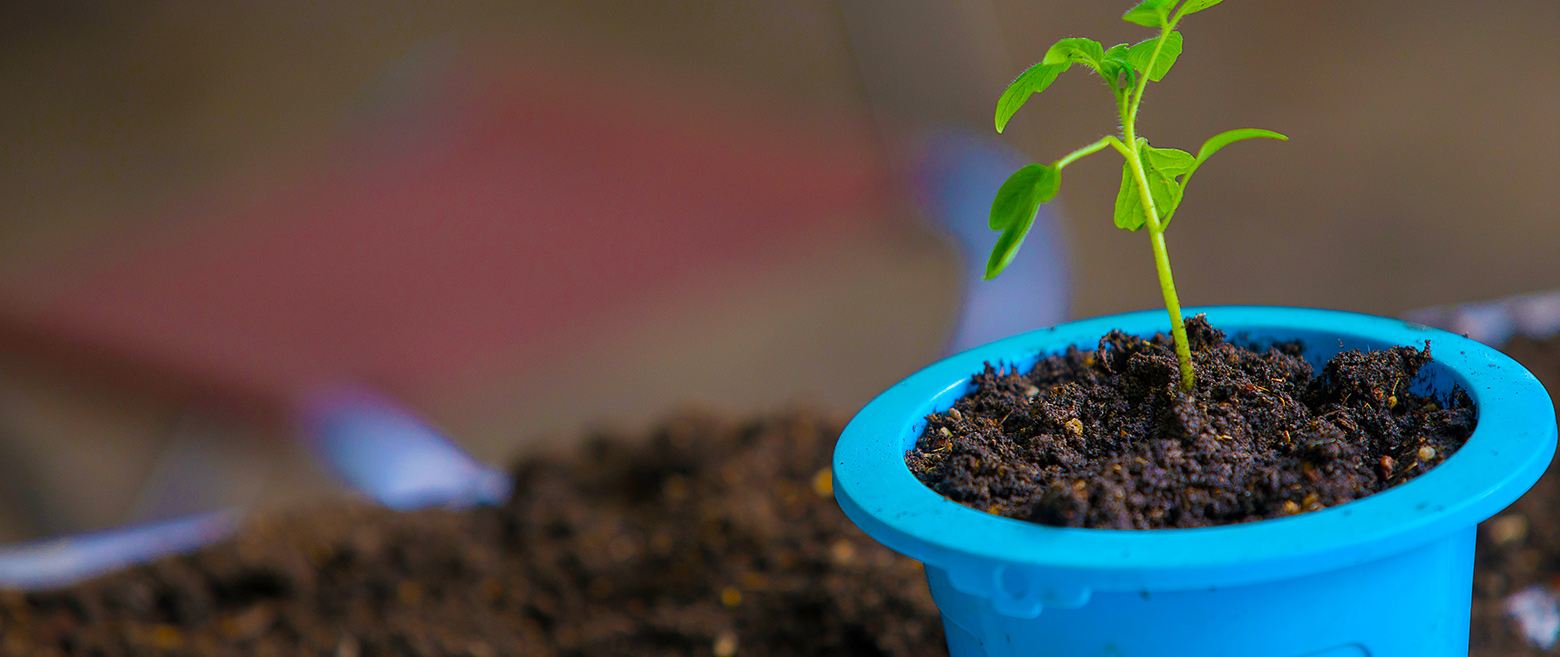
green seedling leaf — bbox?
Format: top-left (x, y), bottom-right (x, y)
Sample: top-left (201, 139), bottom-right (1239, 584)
top-left (1113, 164), bottom-right (1147, 231)
top-left (1178, 0), bottom-right (1225, 17)
top-left (1194, 128), bottom-right (1289, 167)
top-left (1151, 128), bottom-right (1286, 228)
top-left (1146, 130), bottom-right (1287, 229)
top-left (1101, 59), bottom-right (1135, 93)
top-left (1111, 147), bottom-right (1157, 233)
top-left (1145, 145), bottom-right (1195, 178)
top-left (986, 164), bottom-right (1060, 279)
top-left (1144, 145), bottom-right (1194, 219)
top-left (1042, 38), bottom-right (1106, 71)
top-left (1122, 0), bottom-right (1177, 27)
top-left (1113, 142), bottom-right (1193, 231)
top-left (1099, 43), bottom-right (1136, 100)
top-left (995, 62), bottom-right (1068, 133)
top-left (1124, 31), bottom-right (1183, 82)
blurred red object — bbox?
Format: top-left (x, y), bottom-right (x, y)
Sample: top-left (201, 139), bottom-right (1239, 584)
top-left (0, 44), bottom-right (891, 421)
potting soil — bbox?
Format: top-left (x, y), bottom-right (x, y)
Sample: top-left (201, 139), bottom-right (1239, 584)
top-left (907, 315), bottom-right (1477, 529)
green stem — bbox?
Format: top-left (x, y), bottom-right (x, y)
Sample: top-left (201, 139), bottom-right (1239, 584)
top-left (1150, 228), bottom-right (1195, 391)
top-left (1125, 21), bottom-right (1176, 131)
top-left (1120, 140), bottom-right (1195, 392)
top-left (1057, 136), bottom-right (1115, 169)
top-left (1120, 19), bottom-right (1196, 392)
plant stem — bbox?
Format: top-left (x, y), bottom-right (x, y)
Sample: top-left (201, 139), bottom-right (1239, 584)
top-left (1150, 227), bottom-right (1195, 391)
top-left (1119, 20), bottom-right (1196, 392)
top-left (1057, 137), bottom-right (1114, 169)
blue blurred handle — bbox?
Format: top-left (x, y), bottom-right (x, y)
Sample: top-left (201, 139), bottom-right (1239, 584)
top-left (0, 386), bottom-right (510, 589)
top-left (0, 510), bottom-right (240, 589)
top-left (298, 386), bottom-right (512, 511)
top-left (914, 129), bottom-right (1070, 353)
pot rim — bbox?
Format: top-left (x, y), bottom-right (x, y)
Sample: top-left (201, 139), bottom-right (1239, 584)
top-left (833, 305), bottom-right (1556, 590)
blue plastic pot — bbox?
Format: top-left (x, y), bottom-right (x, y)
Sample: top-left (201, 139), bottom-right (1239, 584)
top-left (834, 306), bottom-right (1555, 657)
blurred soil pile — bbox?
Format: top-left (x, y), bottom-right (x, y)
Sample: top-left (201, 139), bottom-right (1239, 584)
top-left (0, 411), bottom-right (943, 657)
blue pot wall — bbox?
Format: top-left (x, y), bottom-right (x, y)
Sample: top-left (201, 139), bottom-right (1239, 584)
top-left (833, 306), bottom-right (1556, 657)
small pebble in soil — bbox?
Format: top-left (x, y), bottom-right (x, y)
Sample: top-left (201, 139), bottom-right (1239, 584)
top-left (811, 468), bottom-right (833, 497)
top-left (713, 630), bottom-right (739, 657)
top-left (1378, 455), bottom-right (1395, 480)
top-left (1418, 445), bottom-right (1437, 462)
top-left (1489, 514), bottom-right (1530, 546)
top-left (663, 474), bottom-right (691, 501)
top-left (149, 626), bottom-right (183, 650)
top-left (831, 538), bottom-right (857, 563)
top-left (1481, 572), bottom-right (1509, 598)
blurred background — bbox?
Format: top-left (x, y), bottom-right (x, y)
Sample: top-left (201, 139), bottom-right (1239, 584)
top-left (0, 0), bottom-right (1555, 550)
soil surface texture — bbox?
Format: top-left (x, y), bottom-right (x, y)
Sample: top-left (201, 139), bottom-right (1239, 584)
top-left (907, 316), bottom-right (1477, 529)
top-left (0, 411), bottom-right (944, 657)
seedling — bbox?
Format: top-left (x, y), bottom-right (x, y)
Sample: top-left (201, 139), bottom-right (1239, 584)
top-left (986, 0), bottom-right (1285, 392)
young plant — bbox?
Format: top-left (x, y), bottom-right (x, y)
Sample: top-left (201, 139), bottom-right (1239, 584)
top-left (986, 0), bottom-right (1285, 392)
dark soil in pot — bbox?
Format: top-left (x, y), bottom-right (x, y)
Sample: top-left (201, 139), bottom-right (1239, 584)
top-left (0, 411), bottom-right (945, 657)
top-left (907, 315), bottom-right (1476, 529)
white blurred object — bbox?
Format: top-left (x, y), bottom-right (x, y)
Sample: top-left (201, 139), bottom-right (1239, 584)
top-left (0, 510), bottom-right (241, 589)
top-left (298, 385), bottom-right (512, 511)
top-left (1505, 585), bottom-right (1560, 650)
top-left (1404, 289), bottom-right (1560, 346)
